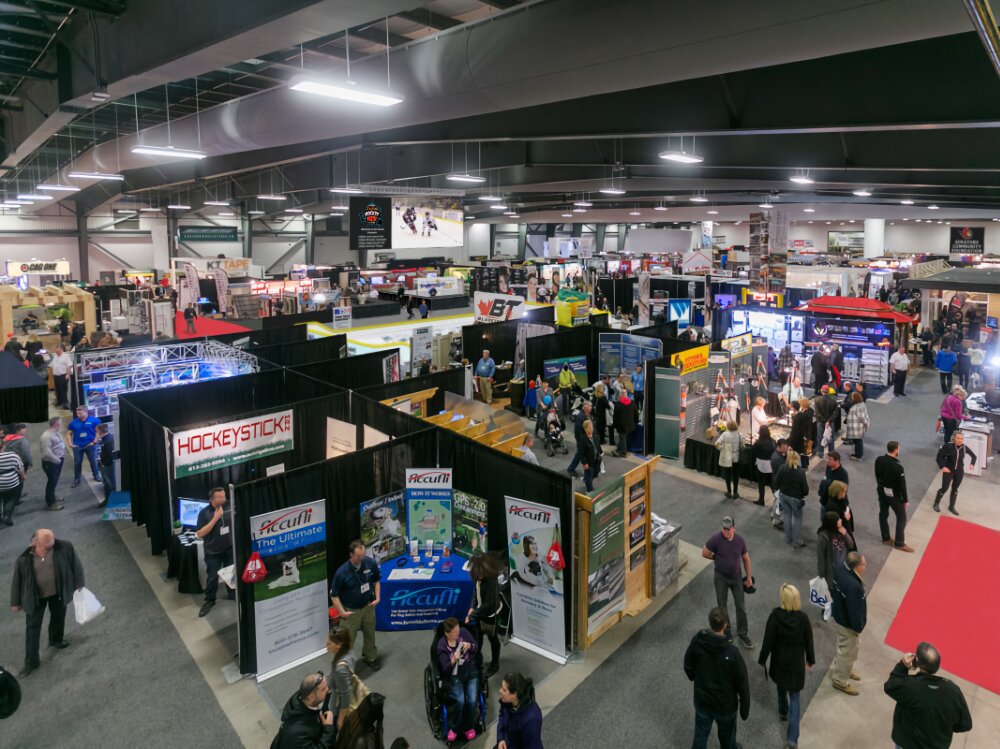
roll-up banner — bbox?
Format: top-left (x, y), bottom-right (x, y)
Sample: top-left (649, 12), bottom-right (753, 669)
top-left (172, 410), bottom-right (294, 478)
top-left (250, 500), bottom-right (329, 680)
top-left (504, 496), bottom-right (567, 664)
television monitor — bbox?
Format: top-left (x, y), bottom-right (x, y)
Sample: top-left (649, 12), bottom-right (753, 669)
top-left (988, 316), bottom-right (998, 329)
top-left (391, 197), bottom-right (464, 248)
top-left (178, 498), bottom-right (209, 527)
top-left (369, 275), bottom-right (384, 286)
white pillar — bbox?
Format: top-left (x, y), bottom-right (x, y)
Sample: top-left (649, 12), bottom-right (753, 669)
top-left (864, 219), bottom-right (885, 259)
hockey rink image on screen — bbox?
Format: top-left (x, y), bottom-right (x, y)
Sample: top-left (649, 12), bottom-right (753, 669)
top-left (392, 196), bottom-right (464, 248)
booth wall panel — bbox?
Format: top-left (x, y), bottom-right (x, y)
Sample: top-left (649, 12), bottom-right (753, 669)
top-left (292, 349), bottom-right (397, 390)
top-left (249, 335), bottom-right (347, 367)
top-left (525, 325), bottom-right (596, 387)
top-left (356, 367), bottom-right (467, 416)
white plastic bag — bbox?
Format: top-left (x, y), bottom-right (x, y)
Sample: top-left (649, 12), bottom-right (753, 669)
top-left (73, 587), bottom-right (105, 625)
top-left (218, 564), bottom-right (236, 590)
top-left (808, 576), bottom-right (832, 621)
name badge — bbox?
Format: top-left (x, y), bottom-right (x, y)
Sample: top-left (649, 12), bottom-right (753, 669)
top-left (220, 526), bottom-right (230, 536)
top-left (360, 583), bottom-right (370, 593)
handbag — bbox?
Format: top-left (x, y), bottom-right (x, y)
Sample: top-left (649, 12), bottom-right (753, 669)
top-left (338, 660), bottom-right (371, 712)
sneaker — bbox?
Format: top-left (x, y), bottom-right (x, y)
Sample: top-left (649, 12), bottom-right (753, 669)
top-left (50, 639), bottom-right (69, 649)
top-left (198, 600), bottom-right (215, 617)
top-left (47, 504), bottom-right (64, 511)
top-left (365, 658), bottom-right (381, 671)
top-left (850, 671), bottom-right (861, 681)
top-left (464, 729), bottom-right (476, 740)
top-left (446, 730), bottom-right (457, 742)
top-left (738, 635), bottom-right (753, 649)
top-left (832, 682), bottom-right (859, 696)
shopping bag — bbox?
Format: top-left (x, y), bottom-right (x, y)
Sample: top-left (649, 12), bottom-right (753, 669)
top-left (772, 491), bottom-right (783, 517)
top-left (218, 564), bottom-right (236, 590)
top-left (73, 587), bottom-right (106, 625)
top-left (809, 576), bottom-right (832, 621)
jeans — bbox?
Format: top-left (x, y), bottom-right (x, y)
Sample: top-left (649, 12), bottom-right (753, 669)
top-left (777, 687), bottom-right (801, 746)
top-left (203, 548), bottom-right (233, 603)
top-left (934, 471), bottom-right (964, 510)
top-left (53, 373), bottom-right (69, 407)
top-left (756, 472), bottom-right (771, 504)
top-left (831, 623), bottom-right (860, 689)
top-left (342, 602), bottom-right (378, 664)
top-left (0, 486), bottom-right (19, 521)
top-left (99, 462), bottom-right (116, 503)
top-left (41, 459), bottom-right (63, 505)
top-left (939, 371), bottom-right (953, 393)
top-left (73, 444), bottom-right (100, 483)
top-left (958, 369), bottom-right (970, 390)
top-left (815, 421), bottom-right (830, 458)
top-left (568, 450), bottom-right (581, 474)
top-left (617, 430), bottom-right (630, 456)
top-left (692, 704), bottom-right (738, 749)
top-left (446, 675), bottom-right (479, 733)
top-left (185, 318), bottom-right (196, 333)
top-left (942, 418), bottom-right (958, 445)
top-left (713, 572), bottom-right (748, 639)
top-left (24, 595), bottom-right (67, 667)
top-left (853, 437), bottom-right (864, 459)
top-left (878, 492), bottom-right (907, 545)
top-left (782, 495), bottom-right (804, 545)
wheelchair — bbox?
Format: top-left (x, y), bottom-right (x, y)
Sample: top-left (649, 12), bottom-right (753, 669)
top-left (423, 622), bottom-right (489, 745)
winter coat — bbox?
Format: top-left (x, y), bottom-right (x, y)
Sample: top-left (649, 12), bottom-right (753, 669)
top-left (612, 399), bottom-right (638, 435)
top-left (579, 434), bottom-right (601, 469)
top-left (274, 693), bottom-right (335, 749)
top-left (774, 465), bottom-right (808, 500)
top-left (884, 662), bottom-right (972, 749)
top-left (496, 689), bottom-right (544, 749)
top-left (757, 608), bottom-right (815, 693)
top-left (522, 386), bottom-right (537, 411)
top-left (935, 349), bottom-right (957, 373)
top-left (844, 401), bottom-right (870, 440)
top-left (683, 630), bottom-right (750, 720)
top-left (813, 394), bottom-right (838, 424)
top-left (592, 394), bottom-right (612, 428)
top-left (940, 395), bottom-right (964, 422)
top-left (831, 561), bottom-right (867, 634)
top-left (715, 430), bottom-right (742, 469)
top-left (788, 409), bottom-right (813, 454)
top-left (11, 540), bottom-right (85, 615)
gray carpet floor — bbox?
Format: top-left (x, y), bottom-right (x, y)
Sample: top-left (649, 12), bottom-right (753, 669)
top-left (0, 419), bottom-right (242, 749)
top-left (541, 370), bottom-right (956, 748)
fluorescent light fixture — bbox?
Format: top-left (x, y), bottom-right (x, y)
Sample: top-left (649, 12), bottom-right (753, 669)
top-left (599, 187), bottom-right (626, 195)
top-left (257, 194), bottom-right (287, 201)
top-left (166, 203), bottom-right (191, 210)
top-left (503, 211), bottom-right (517, 216)
top-left (848, 219), bottom-right (856, 223)
top-left (706, 209), bottom-right (719, 215)
top-left (759, 201), bottom-right (774, 208)
top-left (11, 200), bottom-right (33, 204)
top-left (0, 202), bottom-right (21, 208)
top-left (115, 209), bottom-right (138, 214)
top-left (900, 199), bottom-right (914, 205)
top-left (330, 205), bottom-right (349, 211)
top-left (140, 207), bottom-right (160, 212)
top-left (217, 211), bottom-right (236, 217)
top-left (248, 210), bottom-right (265, 215)
top-left (573, 200), bottom-right (593, 207)
top-left (329, 187), bottom-right (363, 194)
top-left (68, 171), bottom-right (124, 181)
top-left (36, 184), bottom-right (79, 192)
top-left (478, 194), bottom-right (502, 202)
top-left (204, 200), bottom-right (230, 206)
top-left (853, 189), bottom-right (872, 197)
top-left (17, 193), bottom-right (52, 201)
top-left (561, 213), bottom-right (573, 218)
top-left (654, 206), bottom-right (668, 212)
top-left (572, 207), bottom-right (587, 213)
top-left (91, 86), bottom-right (110, 101)
top-left (289, 77), bottom-right (403, 107)
top-left (285, 208), bottom-right (304, 213)
top-left (658, 150), bottom-right (704, 164)
top-left (928, 204), bottom-right (940, 210)
top-left (446, 173), bottom-right (486, 183)
top-left (789, 175), bottom-right (814, 184)
top-left (490, 204), bottom-right (508, 210)
top-left (629, 210), bottom-right (641, 216)
top-left (508, 214), bottom-right (520, 218)
top-left (803, 208), bottom-right (815, 213)
top-left (131, 145), bottom-right (207, 160)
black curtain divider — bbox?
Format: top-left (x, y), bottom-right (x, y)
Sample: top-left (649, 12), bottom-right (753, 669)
top-left (0, 352), bottom-right (48, 424)
top-left (355, 366), bottom-right (467, 416)
top-left (525, 325), bottom-right (596, 385)
top-left (597, 277), bottom-right (636, 314)
top-left (630, 321), bottom-right (680, 341)
top-left (119, 368), bottom-right (347, 555)
top-left (250, 334), bottom-right (346, 367)
top-left (436, 429), bottom-right (575, 647)
top-left (232, 430), bottom-right (438, 673)
top-left (291, 348), bottom-right (398, 389)
top-left (212, 325), bottom-right (308, 348)
top-left (650, 276), bottom-right (705, 300)
top-left (462, 319), bottom-right (520, 367)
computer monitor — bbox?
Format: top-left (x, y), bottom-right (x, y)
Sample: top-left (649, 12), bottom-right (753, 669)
top-left (178, 498), bottom-right (209, 527)
top-left (988, 316), bottom-right (998, 329)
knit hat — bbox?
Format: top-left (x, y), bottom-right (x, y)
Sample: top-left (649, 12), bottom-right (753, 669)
top-left (619, 395), bottom-right (631, 406)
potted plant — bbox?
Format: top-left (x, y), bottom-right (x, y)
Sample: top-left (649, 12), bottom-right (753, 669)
top-left (172, 520), bottom-right (183, 536)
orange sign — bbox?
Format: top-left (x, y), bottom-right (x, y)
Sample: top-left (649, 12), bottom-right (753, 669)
top-left (670, 345), bottom-right (709, 373)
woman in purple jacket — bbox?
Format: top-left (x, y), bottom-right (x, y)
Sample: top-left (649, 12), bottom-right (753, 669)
top-left (437, 617), bottom-right (479, 742)
top-left (939, 386), bottom-right (967, 444)
top-left (497, 672), bottom-right (543, 749)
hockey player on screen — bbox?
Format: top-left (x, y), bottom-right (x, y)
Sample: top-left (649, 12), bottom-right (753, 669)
top-left (402, 206), bottom-right (418, 234)
top-left (422, 211), bottom-right (438, 237)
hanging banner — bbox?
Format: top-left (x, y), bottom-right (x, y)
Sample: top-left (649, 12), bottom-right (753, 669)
top-left (950, 226), bottom-right (984, 254)
top-left (504, 496), bottom-right (567, 663)
top-left (325, 417), bottom-right (356, 459)
top-left (212, 267), bottom-right (230, 314)
top-left (172, 410), bottom-right (294, 478)
top-left (250, 500), bottom-right (328, 680)
top-left (637, 272), bottom-right (651, 326)
top-left (474, 291), bottom-right (526, 323)
top-left (453, 491), bottom-right (488, 558)
top-left (350, 196), bottom-right (391, 251)
top-left (405, 468), bottom-right (453, 552)
top-left (6, 260), bottom-right (71, 276)
top-left (720, 332), bottom-right (752, 359)
top-left (587, 478), bottom-right (626, 635)
top-left (360, 490), bottom-right (406, 563)
top-left (178, 226), bottom-right (238, 242)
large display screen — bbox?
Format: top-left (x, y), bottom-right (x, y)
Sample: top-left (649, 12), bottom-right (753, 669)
top-left (178, 498), bottom-right (209, 527)
top-left (391, 197), bottom-right (464, 248)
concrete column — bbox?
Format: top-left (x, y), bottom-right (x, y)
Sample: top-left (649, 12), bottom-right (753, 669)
top-left (864, 219), bottom-right (885, 259)
top-left (75, 205), bottom-right (89, 282)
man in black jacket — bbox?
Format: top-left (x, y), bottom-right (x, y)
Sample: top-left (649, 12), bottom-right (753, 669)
top-left (813, 387), bottom-right (839, 459)
top-left (830, 552), bottom-right (867, 696)
top-left (566, 400), bottom-right (593, 478)
top-left (10, 528), bottom-right (85, 676)
top-left (884, 643), bottom-right (972, 749)
top-left (818, 452), bottom-right (849, 509)
top-left (769, 440), bottom-right (788, 531)
top-left (874, 441), bottom-right (912, 552)
top-left (810, 349), bottom-right (830, 393)
top-left (274, 672), bottom-right (335, 749)
top-left (933, 431), bottom-right (976, 516)
top-left (684, 607), bottom-right (750, 749)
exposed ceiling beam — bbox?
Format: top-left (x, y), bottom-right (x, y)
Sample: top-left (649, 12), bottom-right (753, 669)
top-left (349, 24), bottom-right (410, 48)
top-left (0, 19), bottom-right (49, 37)
top-left (33, 0), bottom-right (123, 15)
top-left (397, 9), bottom-right (461, 30)
top-left (0, 60), bottom-right (55, 79)
top-left (478, 0), bottom-right (519, 8)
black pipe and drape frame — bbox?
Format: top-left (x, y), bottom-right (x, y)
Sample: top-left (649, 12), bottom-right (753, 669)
top-left (291, 348), bottom-right (401, 390)
top-left (249, 334), bottom-right (347, 367)
top-left (0, 351), bottom-right (48, 423)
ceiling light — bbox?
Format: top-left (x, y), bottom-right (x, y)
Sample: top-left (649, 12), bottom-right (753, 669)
top-left (204, 200), bottom-right (230, 206)
top-left (915, 219), bottom-right (921, 222)
top-left (36, 184), bottom-right (79, 192)
top-left (654, 206), bottom-right (668, 212)
top-left (503, 211), bottom-right (517, 216)
top-left (285, 208), bottom-right (304, 213)
top-left (899, 199), bottom-right (914, 205)
top-left (561, 213), bottom-right (573, 218)
top-left (507, 214), bottom-right (520, 218)
top-left (140, 207), bottom-right (160, 212)
top-left (808, 220), bottom-right (814, 223)
top-left (490, 204), bottom-right (508, 210)
top-left (17, 193), bottom-right (52, 201)
top-left (329, 187), bottom-right (363, 194)
top-left (853, 189), bottom-right (872, 197)
top-left (759, 201), bottom-right (774, 209)
top-left (288, 77), bottom-right (403, 107)
top-left (248, 210), bottom-right (265, 216)
top-left (573, 200), bottom-right (593, 207)
top-left (258, 194), bottom-right (287, 201)
top-left (330, 204), bottom-right (349, 211)
top-left (689, 195), bottom-right (708, 203)
top-left (572, 207), bottom-right (587, 213)
top-left (131, 145), bottom-right (207, 160)
top-left (599, 187), bottom-right (626, 195)
top-left (68, 171), bottom-right (124, 181)
top-left (803, 208), bottom-right (815, 213)
top-left (446, 173), bottom-right (486, 183)
top-left (707, 209), bottom-right (719, 215)
top-left (629, 210), bottom-right (641, 216)
top-left (217, 211), bottom-right (236, 217)
top-left (658, 149), bottom-right (704, 164)
top-left (789, 175), bottom-right (814, 184)
top-left (11, 199), bottom-right (33, 205)
top-left (478, 194), bottom-right (502, 202)
top-left (167, 203), bottom-right (191, 210)
top-left (115, 209), bottom-right (138, 214)
top-left (91, 86), bottom-right (110, 101)
top-left (848, 219), bottom-right (856, 223)
top-left (928, 204), bottom-right (940, 210)
top-left (825, 221), bottom-right (831, 224)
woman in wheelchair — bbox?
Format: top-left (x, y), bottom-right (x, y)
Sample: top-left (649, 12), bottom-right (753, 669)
top-left (437, 617), bottom-right (480, 742)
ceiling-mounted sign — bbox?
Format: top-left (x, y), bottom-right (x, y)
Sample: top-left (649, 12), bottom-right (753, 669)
top-left (474, 291), bottom-right (526, 323)
top-left (178, 226), bottom-right (239, 242)
top-left (7, 260), bottom-right (71, 276)
top-left (950, 226), bottom-right (984, 254)
top-left (172, 409), bottom-right (295, 478)
top-left (350, 196), bottom-right (391, 251)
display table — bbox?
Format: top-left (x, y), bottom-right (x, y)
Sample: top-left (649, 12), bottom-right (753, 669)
top-left (965, 393), bottom-right (1000, 454)
top-left (683, 438), bottom-right (755, 481)
top-left (166, 532), bottom-right (206, 594)
top-left (376, 555), bottom-right (474, 631)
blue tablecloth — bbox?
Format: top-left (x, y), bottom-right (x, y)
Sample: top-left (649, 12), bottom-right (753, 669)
top-left (376, 555), bottom-right (475, 631)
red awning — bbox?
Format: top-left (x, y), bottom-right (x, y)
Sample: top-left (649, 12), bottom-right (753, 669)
top-left (794, 295), bottom-right (914, 324)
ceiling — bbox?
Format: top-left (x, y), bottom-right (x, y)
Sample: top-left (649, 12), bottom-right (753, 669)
top-left (2, 0), bottom-right (1000, 226)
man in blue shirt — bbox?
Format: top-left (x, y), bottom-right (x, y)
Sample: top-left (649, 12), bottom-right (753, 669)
top-left (331, 540), bottom-right (382, 669)
top-left (475, 349), bottom-right (497, 405)
top-left (65, 406), bottom-right (101, 488)
top-left (631, 364), bottom-right (645, 410)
